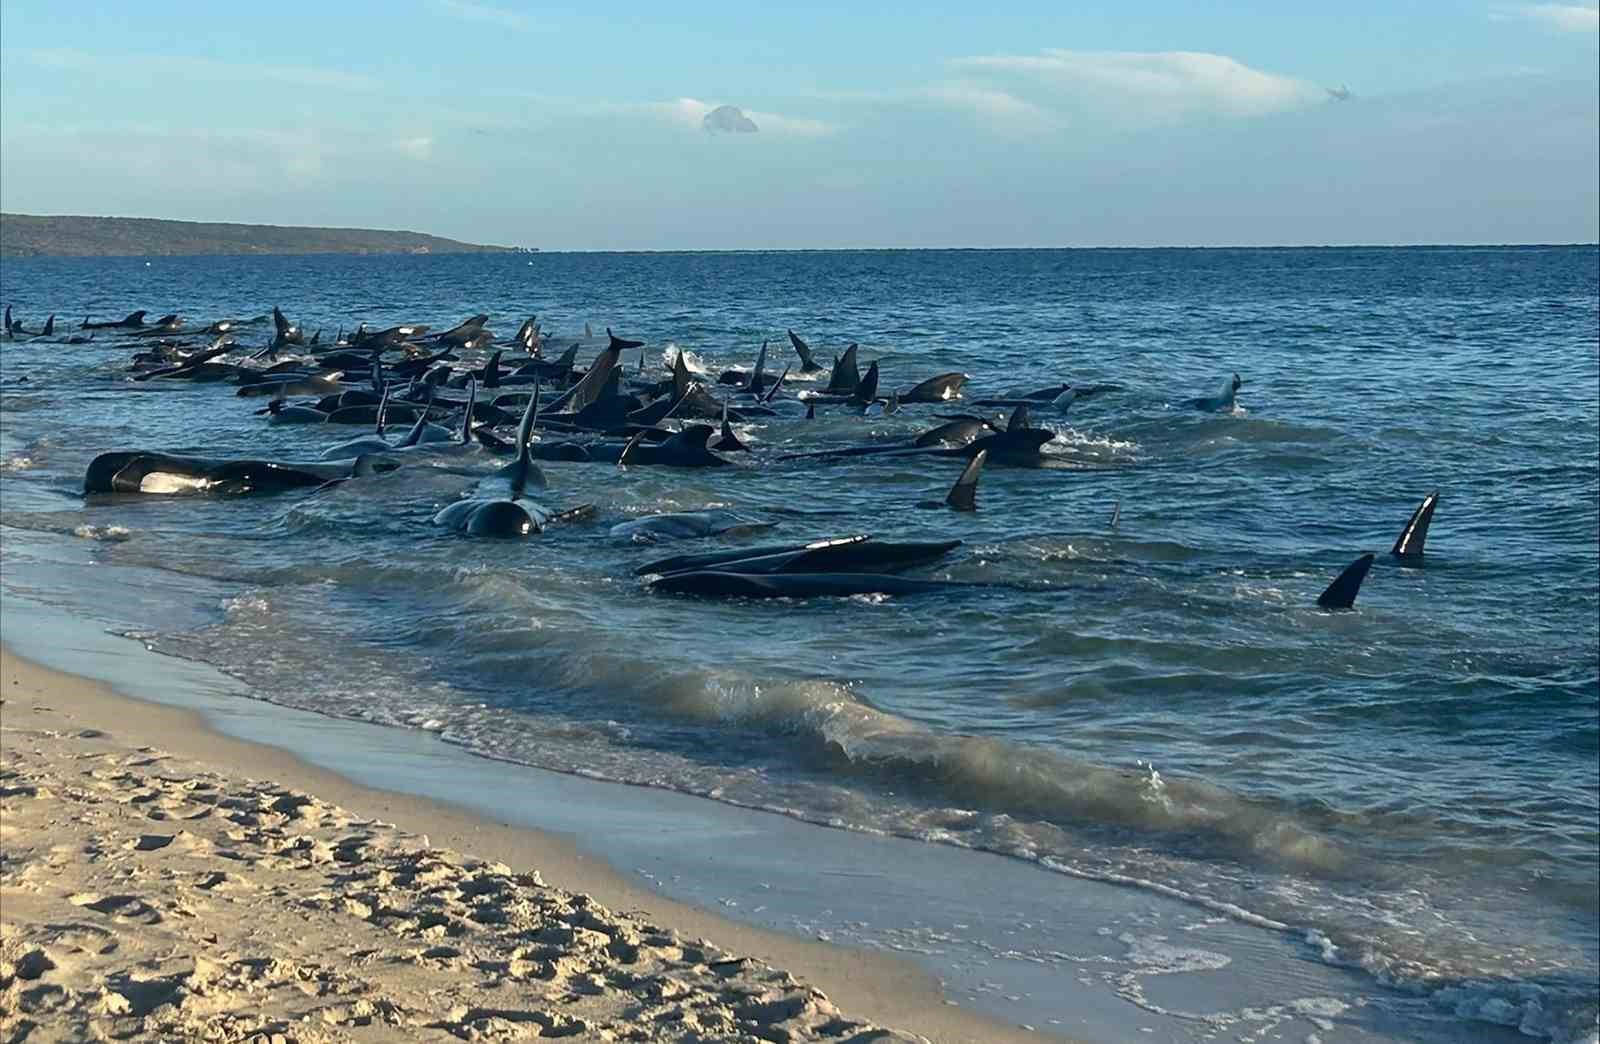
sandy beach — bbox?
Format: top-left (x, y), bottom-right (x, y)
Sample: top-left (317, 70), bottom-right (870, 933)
top-left (0, 647), bottom-right (1039, 1043)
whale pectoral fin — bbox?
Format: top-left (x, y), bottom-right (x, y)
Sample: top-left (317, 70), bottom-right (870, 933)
top-left (548, 503), bottom-right (598, 525)
top-left (1391, 491), bottom-right (1439, 559)
top-left (352, 453), bottom-right (401, 478)
top-left (945, 449), bottom-right (986, 512)
top-left (1317, 553), bottom-right (1375, 610)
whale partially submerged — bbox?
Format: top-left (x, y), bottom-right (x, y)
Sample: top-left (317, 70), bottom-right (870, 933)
top-left (432, 383), bottom-right (594, 537)
top-left (84, 451), bottom-right (392, 495)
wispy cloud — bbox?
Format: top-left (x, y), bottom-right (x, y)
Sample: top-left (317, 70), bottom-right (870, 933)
top-left (918, 83), bottom-right (1058, 128)
top-left (431, 0), bottom-right (534, 32)
top-left (396, 136), bottom-right (434, 158)
top-left (25, 48), bottom-right (375, 91)
top-left (951, 49), bottom-right (1327, 121)
top-left (1508, 4), bottom-right (1600, 31)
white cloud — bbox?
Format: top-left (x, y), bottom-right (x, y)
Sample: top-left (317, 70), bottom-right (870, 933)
top-left (1513, 4), bottom-right (1600, 31)
top-left (397, 136), bottom-right (434, 158)
top-left (952, 49), bottom-right (1327, 121)
top-left (431, 0), bottom-right (533, 31)
top-left (743, 109), bottom-right (835, 138)
top-left (919, 83), bottom-right (1058, 128)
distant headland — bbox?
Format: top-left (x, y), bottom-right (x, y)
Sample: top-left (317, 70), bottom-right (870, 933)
top-left (0, 214), bottom-right (519, 258)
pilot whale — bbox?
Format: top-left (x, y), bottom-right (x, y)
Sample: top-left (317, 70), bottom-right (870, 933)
top-left (83, 452), bottom-right (391, 495)
top-left (432, 384), bottom-right (577, 537)
top-left (610, 510), bottom-right (776, 543)
top-left (1187, 373), bottom-right (1243, 412)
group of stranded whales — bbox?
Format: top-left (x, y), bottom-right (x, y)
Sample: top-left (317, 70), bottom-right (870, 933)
top-left (0, 301), bottom-right (1443, 609)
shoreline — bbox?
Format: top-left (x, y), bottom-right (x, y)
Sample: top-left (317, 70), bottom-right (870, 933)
top-left (0, 530), bottom-right (1562, 1044)
top-left (0, 642), bottom-right (1037, 1043)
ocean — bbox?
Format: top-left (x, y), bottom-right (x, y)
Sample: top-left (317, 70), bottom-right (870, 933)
top-left (2, 246), bottom-right (1596, 1042)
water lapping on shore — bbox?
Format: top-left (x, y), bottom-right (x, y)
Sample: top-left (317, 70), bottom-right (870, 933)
top-left (1, 247), bottom-right (1595, 1041)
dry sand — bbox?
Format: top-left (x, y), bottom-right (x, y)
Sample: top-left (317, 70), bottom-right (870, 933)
top-left (0, 647), bottom-right (1044, 1043)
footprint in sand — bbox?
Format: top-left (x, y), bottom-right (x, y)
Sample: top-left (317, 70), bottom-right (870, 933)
top-left (67, 893), bottom-right (163, 925)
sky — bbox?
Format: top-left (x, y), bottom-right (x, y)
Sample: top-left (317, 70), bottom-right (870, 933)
top-left (0, 1), bottom-right (1596, 249)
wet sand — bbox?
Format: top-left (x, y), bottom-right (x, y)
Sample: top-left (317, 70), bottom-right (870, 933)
top-left (0, 647), bottom-right (1042, 1043)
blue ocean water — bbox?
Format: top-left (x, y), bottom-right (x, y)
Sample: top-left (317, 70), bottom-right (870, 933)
top-left (1, 246), bottom-right (1596, 1040)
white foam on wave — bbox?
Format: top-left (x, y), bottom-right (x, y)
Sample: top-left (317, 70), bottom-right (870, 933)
top-left (72, 524), bottom-right (131, 542)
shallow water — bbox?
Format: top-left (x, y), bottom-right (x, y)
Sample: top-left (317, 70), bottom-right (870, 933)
top-left (2, 246), bottom-right (1596, 1041)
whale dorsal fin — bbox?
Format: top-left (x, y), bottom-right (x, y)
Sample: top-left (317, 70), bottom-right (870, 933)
top-left (946, 450), bottom-right (986, 511)
top-left (375, 383), bottom-right (391, 436)
top-left (805, 401), bottom-right (815, 420)
top-left (672, 350), bottom-right (691, 402)
top-left (555, 343), bottom-right (579, 370)
top-left (748, 340), bottom-right (768, 393)
top-left (1109, 500), bottom-right (1121, 528)
top-left (853, 360), bottom-right (880, 405)
top-left (460, 377), bottom-right (477, 444)
top-left (42, 314), bottom-right (54, 336)
top-left (1391, 491), bottom-right (1438, 559)
top-left (1006, 404), bottom-right (1031, 432)
top-left (508, 381), bottom-right (546, 495)
top-left (1317, 553), bottom-right (1375, 609)
top-left (485, 349), bottom-right (502, 389)
top-left (763, 365), bottom-right (789, 403)
top-left (718, 403), bottom-right (749, 451)
top-left (828, 343), bottom-right (859, 393)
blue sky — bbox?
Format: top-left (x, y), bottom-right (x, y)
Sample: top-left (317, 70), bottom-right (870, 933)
top-left (1, 1), bottom-right (1596, 248)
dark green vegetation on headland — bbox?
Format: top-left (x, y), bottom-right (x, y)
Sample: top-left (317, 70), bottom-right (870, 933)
top-left (0, 214), bottom-right (516, 258)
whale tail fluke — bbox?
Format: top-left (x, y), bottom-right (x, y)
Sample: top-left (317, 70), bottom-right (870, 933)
top-left (607, 327), bottom-right (645, 351)
top-left (1391, 491), bottom-right (1439, 560)
top-left (946, 450), bottom-right (987, 511)
top-left (1317, 553), bottom-right (1375, 610)
top-left (788, 329), bottom-right (819, 370)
